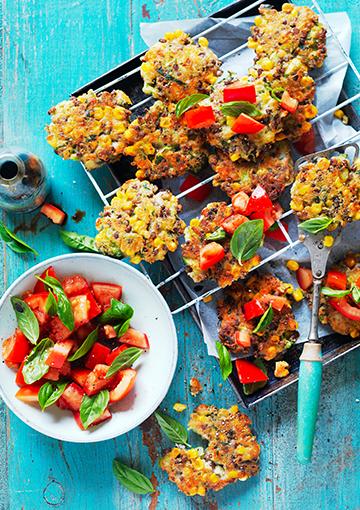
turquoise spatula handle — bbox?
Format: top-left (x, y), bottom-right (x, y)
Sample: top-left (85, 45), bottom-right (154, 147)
top-left (297, 341), bottom-right (323, 464)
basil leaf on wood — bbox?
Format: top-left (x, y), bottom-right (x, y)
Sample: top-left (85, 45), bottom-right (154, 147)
top-left (38, 381), bottom-right (68, 411)
top-left (11, 297), bottom-right (39, 344)
top-left (68, 327), bottom-right (98, 362)
top-left (113, 460), bottom-right (154, 495)
top-left (216, 341), bottom-right (232, 381)
top-left (253, 305), bottom-right (273, 334)
top-left (22, 338), bottom-right (54, 384)
top-left (35, 275), bottom-right (74, 331)
top-left (321, 287), bottom-right (351, 298)
top-left (243, 360), bottom-right (268, 395)
top-left (205, 228), bottom-right (226, 241)
top-left (230, 219), bottom-right (264, 264)
top-left (155, 411), bottom-right (190, 447)
top-left (80, 390), bottom-right (109, 430)
top-left (298, 216), bottom-right (333, 234)
top-left (221, 101), bottom-right (262, 118)
top-left (351, 284), bottom-right (360, 304)
top-left (45, 291), bottom-right (57, 316)
top-left (175, 94), bottom-right (209, 118)
top-left (59, 230), bottom-right (99, 253)
top-left (114, 318), bottom-right (131, 338)
top-left (99, 299), bottom-right (134, 324)
top-left (106, 347), bottom-right (142, 378)
top-left (0, 221), bottom-right (38, 256)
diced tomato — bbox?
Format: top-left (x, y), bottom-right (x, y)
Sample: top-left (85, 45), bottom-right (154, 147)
top-left (73, 408), bottom-right (112, 430)
top-left (83, 364), bottom-right (116, 396)
top-left (44, 368), bottom-right (60, 381)
top-left (34, 266), bottom-right (57, 292)
top-left (179, 175), bottom-right (212, 202)
top-left (24, 292), bottom-right (50, 326)
top-left (245, 185), bottom-right (273, 215)
top-left (235, 359), bottom-right (268, 384)
top-left (199, 242), bottom-right (225, 271)
top-left (294, 126), bottom-right (316, 155)
top-left (15, 361), bottom-right (26, 387)
top-left (221, 214), bottom-right (248, 235)
top-left (91, 282), bottom-right (122, 310)
top-left (280, 90), bottom-right (298, 113)
top-left (16, 384), bottom-right (42, 404)
top-left (71, 368), bottom-right (91, 388)
top-left (266, 222), bottom-right (289, 242)
top-left (184, 106), bottom-right (215, 129)
top-left (49, 316), bottom-right (72, 341)
top-left (76, 322), bottom-right (95, 341)
top-left (296, 267), bottom-right (313, 291)
top-left (329, 298), bottom-right (360, 321)
top-left (62, 275), bottom-right (89, 297)
top-left (325, 270), bottom-right (347, 290)
top-left (119, 328), bottom-right (149, 350)
top-left (60, 360), bottom-right (71, 377)
top-left (250, 207), bottom-right (276, 231)
top-left (223, 83), bottom-right (256, 103)
top-left (103, 325), bottom-right (117, 339)
top-left (57, 383), bottom-right (84, 411)
top-left (243, 299), bottom-right (265, 321)
top-left (231, 114), bottom-right (265, 134)
top-left (70, 292), bottom-right (101, 329)
top-left (234, 329), bottom-right (251, 348)
top-left (262, 295), bottom-right (289, 312)
top-left (105, 345), bottom-right (129, 365)
top-left (109, 369), bottom-right (137, 404)
top-left (45, 339), bottom-right (75, 369)
top-left (2, 329), bottom-right (31, 364)
top-left (85, 343), bottom-right (111, 370)
top-left (40, 203), bottom-right (67, 225)
top-left (231, 192), bottom-right (250, 214)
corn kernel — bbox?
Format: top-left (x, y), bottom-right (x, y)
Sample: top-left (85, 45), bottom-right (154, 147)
top-left (323, 235), bottom-right (334, 248)
top-left (340, 169), bottom-right (349, 181)
top-left (254, 16), bottom-right (263, 26)
top-left (293, 288), bottom-right (304, 302)
top-left (209, 474), bottom-right (219, 483)
top-left (140, 62), bottom-right (155, 74)
top-left (93, 107), bottom-right (104, 120)
top-left (188, 449), bottom-right (198, 459)
top-left (194, 458), bottom-right (204, 470)
top-left (350, 330), bottom-right (359, 338)
top-left (301, 76), bottom-right (314, 87)
top-left (282, 3), bottom-right (293, 13)
top-left (304, 104), bottom-right (318, 119)
top-left (153, 238), bottom-right (163, 248)
top-left (190, 218), bottom-right (200, 228)
top-left (167, 240), bottom-right (178, 252)
top-left (202, 295), bottom-right (213, 303)
top-left (160, 117), bottom-right (172, 128)
top-left (208, 74), bottom-right (218, 85)
top-left (259, 57), bottom-right (274, 71)
top-left (197, 487), bottom-right (206, 496)
top-left (286, 260), bottom-right (299, 271)
top-left (173, 402), bottom-right (187, 412)
top-left (247, 37), bottom-right (258, 49)
top-left (285, 284), bottom-right (294, 294)
top-left (230, 152), bottom-right (241, 162)
top-left (164, 30), bottom-right (183, 41)
top-left (334, 109), bottom-right (344, 119)
top-left (131, 255), bottom-right (142, 264)
top-left (274, 361), bottom-right (290, 378)
top-left (290, 200), bottom-right (303, 212)
top-left (229, 405), bottom-right (238, 414)
top-left (342, 115), bottom-right (349, 125)
top-left (297, 183), bottom-right (311, 195)
top-left (310, 202), bottom-right (323, 215)
top-left (198, 36), bottom-right (209, 47)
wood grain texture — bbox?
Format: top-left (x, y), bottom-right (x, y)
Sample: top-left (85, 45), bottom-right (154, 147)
top-left (1, 0), bottom-right (359, 509)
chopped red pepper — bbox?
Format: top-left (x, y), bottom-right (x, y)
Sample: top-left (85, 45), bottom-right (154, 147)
top-left (235, 359), bottom-right (268, 384)
top-left (243, 299), bottom-right (265, 321)
top-left (296, 267), bottom-right (313, 291)
top-left (184, 106), bottom-right (215, 129)
top-left (231, 114), bottom-right (265, 135)
top-left (280, 90), bottom-right (298, 113)
top-left (294, 126), bottom-right (316, 155)
top-left (245, 185), bottom-right (273, 215)
top-left (231, 191), bottom-right (250, 214)
top-left (223, 83), bottom-right (256, 103)
top-left (199, 242), bottom-right (225, 271)
top-left (329, 298), bottom-right (360, 321)
top-left (325, 270), bottom-right (347, 290)
top-left (221, 214), bottom-right (248, 235)
top-left (179, 174), bottom-right (212, 202)
top-left (40, 203), bottom-right (67, 225)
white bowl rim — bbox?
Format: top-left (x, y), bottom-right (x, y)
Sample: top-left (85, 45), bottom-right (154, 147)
top-left (0, 253), bottom-right (178, 443)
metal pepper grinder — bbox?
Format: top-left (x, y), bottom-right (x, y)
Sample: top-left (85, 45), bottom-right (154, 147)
top-left (0, 147), bottom-right (49, 213)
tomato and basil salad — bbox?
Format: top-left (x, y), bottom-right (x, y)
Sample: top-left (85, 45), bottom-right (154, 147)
top-left (2, 267), bottom-right (149, 430)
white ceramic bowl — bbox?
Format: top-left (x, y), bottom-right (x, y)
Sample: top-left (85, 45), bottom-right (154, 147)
top-left (0, 253), bottom-right (178, 442)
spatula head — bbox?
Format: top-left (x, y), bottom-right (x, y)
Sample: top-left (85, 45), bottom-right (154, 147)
top-left (300, 230), bottom-right (342, 279)
top-left (295, 142), bottom-right (359, 173)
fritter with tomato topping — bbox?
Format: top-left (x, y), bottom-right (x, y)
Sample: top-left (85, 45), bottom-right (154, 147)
top-left (140, 30), bottom-right (222, 102)
top-left (46, 89), bottom-right (131, 170)
top-left (218, 273), bottom-right (299, 358)
top-left (182, 202), bottom-right (261, 287)
top-left (209, 141), bottom-right (294, 200)
top-left (123, 101), bottom-right (208, 180)
top-left (291, 156), bottom-right (360, 227)
top-left (249, 3), bottom-right (327, 69)
top-left (95, 179), bottom-right (185, 263)
top-left (160, 404), bottom-right (260, 496)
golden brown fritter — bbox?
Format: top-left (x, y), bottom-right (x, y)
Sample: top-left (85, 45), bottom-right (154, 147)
top-left (182, 202), bottom-right (261, 287)
top-left (140, 30), bottom-right (222, 102)
top-left (95, 179), bottom-right (185, 263)
top-left (46, 89), bottom-right (131, 170)
top-left (209, 141), bottom-right (294, 200)
top-left (160, 404), bottom-right (260, 496)
top-left (123, 101), bottom-right (208, 180)
top-left (217, 273), bottom-right (299, 358)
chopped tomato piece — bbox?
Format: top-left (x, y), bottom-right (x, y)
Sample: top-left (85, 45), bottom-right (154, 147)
top-left (62, 275), bottom-right (89, 297)
top-left (2, 329), bottom-right (31, 364)
top-left (73, 408), bottom-right (112, 430)
top-left (85, 342), bottom-right (111, 370)
top-left (235, 359), bottom-right (268, 384)
top-left (105, 345), bottom-right (129, 365)
top-left (245, 185), bottom-right (273, 215)
top-left (57, 383), bottom-right (84, 411)
top-left (294, 126), bottom-right (316, 155)
top-left (296, 267), bottom-right (313, 291)
top-left (40, 203), bottom-right (67, 225)
top-left (184, 106), bottom-right (215, 129)
top-left (34, 266), bottom-right (57, 292)
top-left (83, 364), bottom-right (117, 396)
top-left (221, 214), bottom-right (247, 235)
top-left (91, 282), bottom-right (122, 310)
top-left (329, 298), bottom-right (360, 321)
top-left (199, 242), bottom-right (225, 271)
top-left (109, 369), bottom-right (137, 404)
top-left (234, 329), bottom-right (251, 348)
top-left (24, 292), bottom-right (50, 326)
top-left (48, 316), bottom-right (72, 342)
top-left (262, 295), bottom-right (289, 312)
top-left (231, 114), bottom-right (265, 134)
top-left (243, 299), bottom-right (265, 321)
top-left (325, 270), bottom-right (347, 290)
top-left (70, 292), bottom-right (101, 329)
top-left (15, 361), bottom-right (26, 387)
top-left (103, 325), bottom-right (117, 339)
top-left (231, 191), bottom-right (250, 214)
top-left (119, 328), bottom-right (149, 350)
top-left (250, 207), bottom-right (275, 231)
top-left (223, 83), bottom-right (256, 103)
top-left (44, 368), bottom-right (60, 381)
top-left (179, 175), bottom-right (212, 202)
top-left (280, 90), bottom-right (298, 113)
top-left (45, 339), bottom-right (75, 369)
top-left (60, 360), bottom-right (71, 377)
top-left (16, 384), bottom-right (42, 404)
top-left (71, 368), bottom-right (91, 388)
top-left (266, 222), bottom-right (289, 242)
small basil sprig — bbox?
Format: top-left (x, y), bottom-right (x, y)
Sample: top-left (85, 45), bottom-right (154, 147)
top-left (253, 305), bottom-right (273, 334)
top-left (68, 327), bottom-right (99, 362)
top-left (206, 228), bottom-right (226, 242)
top-left (22, 338), bottom-right (54, 384)
top-left (114, 319), bottom-right (131, 338)
top-left (155, 411), bottom-right (190, 447)
top-left (38, 381), bottom-right (68, 411)
top-left (45, 291), bottom-right (57, 316)
top-left (175, 93), bottom-right (209, 118)
top-left (106, 347), bottom-right (142, 379)
top-left (321, 287), bottom-right (350, 298)
top-left (298, 216), bottom-right (333, 234)
top-left (230, 219), bottom-right (263, 264)
top-left (351, 284), bottom-right (360, 304)
top-left (264, 83), bottom-right (284, 102)
top-left (221, 101), bottom-right (262, 118)
top-left (59, 230), bottom-right (99, 253)
top-left (216, 341), bottom-right (232, 381)
top-left (35, 275), bottom-right (74, 331)
top-left (113, 460), bottom-right (154, 495)
top-left (11, 297), bottom-right (40, 344)
top-left (243, 359), bottom-right (268, 395)
top-left (80, 390), bottom-right (109, 429)
top-left (99, 299), bottom-right (134, 324)
top-left (0, 221), bottom-right (38, 256)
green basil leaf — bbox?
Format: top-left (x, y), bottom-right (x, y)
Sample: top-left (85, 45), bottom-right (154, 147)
top-left (22, 338), bottom-right (54, 384)
top-left (230, 219), bottom-right (264, 264)
top-left (0, 221), bottom-right (38, 256)
top-left (321, 287), bottom-right (351, 298)
top-left (114, 318), bottom-right (131, 338)
top-left (80, 390), bottom-right (109, 430)
top-left (99, 299), bottom-right (134, 324)
top-left (59, 230), bottom-right (99, 253)
top-left (68, 327), bottom-right (99, 362)
top-left (45, 291), bottom-right (57, 316)
top-left (113, 460), bottom-right (154, 495)
top-left (216, 341), bottom-right (232, 381)
top-left (106, 347), bottom-right (142, 378)
top-left (10, 297), bottom-right (39, 344)
top-left (205, 228), bottom-right (226, 241)
top-left (220, 101), bottom-right (262, 118)
top-left (253, 305), bottom-right (273, 334)
top-left (351, 284), bottom-right (360, 304)
top-left (264, 83), bottom-right (284, 102)
top-left (155, 411), bottom-right (190, 447)
top-left (243, 360), bottom-right (268, 395)
top-left (175, 93), bottom-right (209, 118)
top-left (298, 216), bottom-right (333, 234)
top-left (157, 68), bottom-right (185, 85)
top-left (38, 381), bottom-right (68, 411)
top-left (35, 275), bottom-right (74, 331)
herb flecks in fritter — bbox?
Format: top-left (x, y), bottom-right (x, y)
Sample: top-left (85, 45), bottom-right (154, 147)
top-left (95, 179), bottom-right (185, 264)
top-left (140, 30), bottom-right (222, 102)
top-left (160, 405), bottom-right (260, 496)
top-left (46, 89), bottom-right (131, 170)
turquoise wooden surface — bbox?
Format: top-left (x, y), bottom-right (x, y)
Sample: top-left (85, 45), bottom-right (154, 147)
top-left (1, 0), bottom-right (359, 508)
